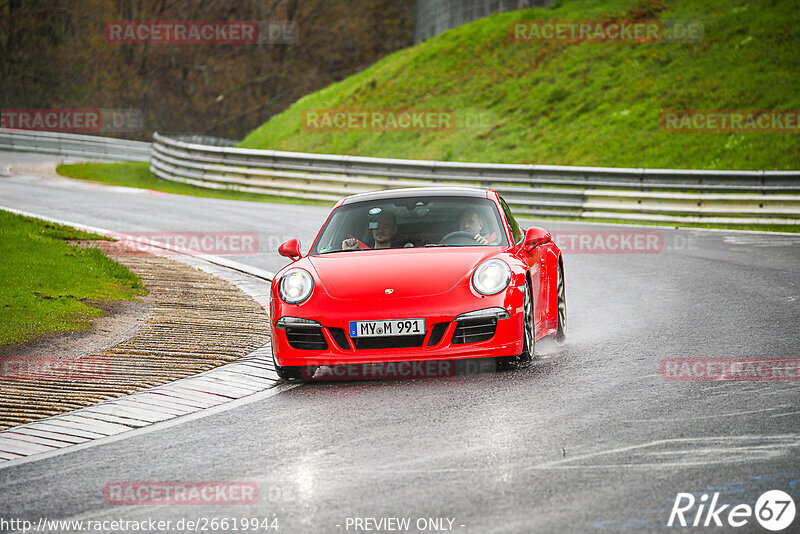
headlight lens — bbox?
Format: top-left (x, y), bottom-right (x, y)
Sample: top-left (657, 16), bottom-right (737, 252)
top-left (472, 259), bottom-right (511, 296)
top-left (279, 268), bottom-right (314, 304)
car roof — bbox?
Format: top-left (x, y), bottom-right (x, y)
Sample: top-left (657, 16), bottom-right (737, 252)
top-left (341, 186), bottom-right (491, 205)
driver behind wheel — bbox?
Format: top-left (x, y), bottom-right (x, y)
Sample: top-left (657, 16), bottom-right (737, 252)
top-left (457, 208), bottom-right (498, 244)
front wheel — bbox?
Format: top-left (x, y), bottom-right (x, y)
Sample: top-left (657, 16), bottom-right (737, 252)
top-left (555, 263), bottom-right (566, 343)
top-left (496, 279), bottom-right (534, 371)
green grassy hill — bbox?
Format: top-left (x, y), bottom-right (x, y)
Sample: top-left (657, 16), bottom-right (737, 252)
top-left (240, 0), bottom-right (799, 170)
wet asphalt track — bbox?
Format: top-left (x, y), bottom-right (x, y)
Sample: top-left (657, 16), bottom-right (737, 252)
top-left (1, 153), bottom-right (799, 533)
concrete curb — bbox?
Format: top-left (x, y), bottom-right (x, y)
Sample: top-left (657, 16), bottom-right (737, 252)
top-left (0, 207), bottom-right (282, 467)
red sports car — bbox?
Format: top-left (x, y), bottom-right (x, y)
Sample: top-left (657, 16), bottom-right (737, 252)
top-left (270, 187), bottom-right (566, 380)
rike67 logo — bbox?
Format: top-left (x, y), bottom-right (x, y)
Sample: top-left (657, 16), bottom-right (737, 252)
top-left (669, 490), bottom-right (796, 531)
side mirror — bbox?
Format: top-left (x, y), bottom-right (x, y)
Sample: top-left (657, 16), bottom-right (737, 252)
top-left (523, 227), bottom-right (551, 251)
top-left (278, 238), bottom-right (302, 261)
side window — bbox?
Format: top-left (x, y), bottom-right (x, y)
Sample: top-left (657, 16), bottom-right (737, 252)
top-left (499, 197), bottom-right (523, 244)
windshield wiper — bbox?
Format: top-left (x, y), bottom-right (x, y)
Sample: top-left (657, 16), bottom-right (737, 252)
top-left (317, 248), bottom-right (366, 254)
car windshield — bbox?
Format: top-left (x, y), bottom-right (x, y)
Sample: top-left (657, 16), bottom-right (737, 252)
top-left (311, 196), bottom-right (508, 254)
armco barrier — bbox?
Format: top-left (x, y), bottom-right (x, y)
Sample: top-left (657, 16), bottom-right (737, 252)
top-left (2, 129), bottom-right (798, 225)
top-left (0, 129), bottom-right (149, 162)
top-left (150, 133), bottom-right (800, 225)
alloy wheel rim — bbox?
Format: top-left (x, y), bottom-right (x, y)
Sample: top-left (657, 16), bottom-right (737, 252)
top-left (524, 283), bottom-right (533, 353)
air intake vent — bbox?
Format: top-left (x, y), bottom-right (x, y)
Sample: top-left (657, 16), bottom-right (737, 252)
top-left (328, 328), bottom-right (351, 350)
top-left (286, 326), bottom-right (328, 350)
top-left (452, 318), bottom-right (497, 344)
top-left (428, 322), bottom-right (450, 346)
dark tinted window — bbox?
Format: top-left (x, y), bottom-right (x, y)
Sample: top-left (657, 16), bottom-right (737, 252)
top-left (499, 197), bottom-right (523, 244)
top-left (311, 197), bottom-right (508, 254)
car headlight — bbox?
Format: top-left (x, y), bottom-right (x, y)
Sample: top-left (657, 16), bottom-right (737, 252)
top-left (471, 259), bottom-right (511, 296)
top-left (279, 268), bottom-right (314, 304)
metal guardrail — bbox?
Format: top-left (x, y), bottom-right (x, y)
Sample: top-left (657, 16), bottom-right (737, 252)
top-left (170, 134), bottom-right (238, 147)
top-left (414, 0), bottom-right (550, 43)
top-left (151, 132), bottom-right (800, 225)
top-left (1, 129), bottom-right (797, 225)
top-left (0, 129), bottom-right (150, 162)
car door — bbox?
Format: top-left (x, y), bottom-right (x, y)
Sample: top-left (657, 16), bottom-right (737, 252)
top-left (498, 197), bottom-right (547, 326)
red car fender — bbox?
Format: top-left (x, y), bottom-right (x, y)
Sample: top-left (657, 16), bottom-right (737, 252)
top-left (505, 242), bottom-right (559, 337)
top-left (538, 243), bottom-right (561, 336)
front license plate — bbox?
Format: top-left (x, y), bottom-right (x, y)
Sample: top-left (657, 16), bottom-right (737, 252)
top-left (349, 318), bottom-right (425, 338)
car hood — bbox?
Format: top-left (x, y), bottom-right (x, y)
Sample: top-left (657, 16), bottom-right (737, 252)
top-left (307, 248), bottom-right (501, 299)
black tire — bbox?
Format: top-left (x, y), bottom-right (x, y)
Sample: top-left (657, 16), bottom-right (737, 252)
top-left (555, 262), bottom-right (567, 343)
top-left (496, 278), bottom-right (534, 371)
top-left (275, 364), bottom-right (303, 381)
top-left (272, 344), bottom-right (303, 381)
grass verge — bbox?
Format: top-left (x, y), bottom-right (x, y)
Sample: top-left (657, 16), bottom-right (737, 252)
top-left (0, 210), bottom-right (148, 348)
